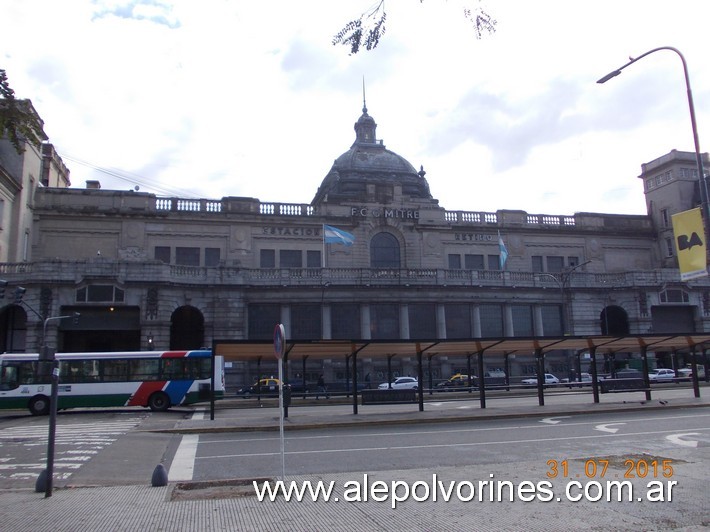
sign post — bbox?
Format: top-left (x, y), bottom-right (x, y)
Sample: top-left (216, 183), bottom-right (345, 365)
top-left (273, 323), bottom-right (286, 480)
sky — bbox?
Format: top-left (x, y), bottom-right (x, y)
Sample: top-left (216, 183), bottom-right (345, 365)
top-left (2, 0), bottom-right (710, 216)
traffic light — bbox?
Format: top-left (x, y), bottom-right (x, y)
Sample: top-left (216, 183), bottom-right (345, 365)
top-left (13, 286), bottom-right (26, 303)
top-left (0, 280), bottom-right (7, 298)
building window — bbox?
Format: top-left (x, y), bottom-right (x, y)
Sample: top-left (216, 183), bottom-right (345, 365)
top-left (567, 257), bottom-right (579, 268)
top-left (448, 254), bottom-right (461, 269)
top-left (541, 305), bottom-right (563, 336)
top-left (646, 178), bottom-right (654, 190)
top-left (661, 208), bottom-right (669, 228)
top-left (445, 304), bottom-right (471, 339)
top-left (487, 255), bottom-right (500, 271)
top-left (155, 246), bottom-right (170, 264)
top-left (665, 237), bottom-right (674, 257)
top-left (290, 304), bottom-right (321, 339)
top-left (371, 232), bottom-right (400, 268)
top-left (307, 250), bottom-right (321, 268)
top-left (479, 304), bottom-right (503, 337)
top-left (408, 304), bottom-right (437, 339)
top-left (532, 256), bottom-right (544, 273)
top-left (331, 304), bottom-right (360, 339)
top-left (205, 248), bottom-right (220, 267)
top-left (280, 250), bottom-right (302, 268)
top-left (547, 256), bottom-right (564, 273)
top-left (370, 304), bottom-right (399, 339)
top-left (660, 288), bottom-right (689, 303)
top-left (176, 247), bottom-right (200, 266)
top-left (248, 304), bottom-right (280, 339)
top-left (511, 305), bottom-right (533, 336)
top-left (76, 285), bottom-right (125, 303)
top-left (260, 249), bottom-right (276, 268)
top-left (464, 254), bottom-right (484, 270)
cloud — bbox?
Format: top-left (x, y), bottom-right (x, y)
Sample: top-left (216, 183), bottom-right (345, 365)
top-left (91, 0), bottom-right (180, 28)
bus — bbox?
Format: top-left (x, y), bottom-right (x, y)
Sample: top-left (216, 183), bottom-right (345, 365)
top-left (0, 350), bottom-right (224, 415)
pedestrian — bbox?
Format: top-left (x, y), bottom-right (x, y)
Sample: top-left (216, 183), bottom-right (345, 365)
top-left (316, 374), bottom-right (328, 399)
top-left (365, 372), bottom-right (371, 389)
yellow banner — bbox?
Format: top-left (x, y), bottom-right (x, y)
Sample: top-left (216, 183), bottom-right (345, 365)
top-left (672, 207), bottom-right (707, 280)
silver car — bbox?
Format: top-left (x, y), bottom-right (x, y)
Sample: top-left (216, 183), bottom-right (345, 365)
top-left (378, 377), bottom-right (419, 390)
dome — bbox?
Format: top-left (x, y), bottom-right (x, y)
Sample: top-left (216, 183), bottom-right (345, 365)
top-left (312, 104), bottom-right (433, 205)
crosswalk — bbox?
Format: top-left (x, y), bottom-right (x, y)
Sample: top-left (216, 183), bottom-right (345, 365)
top-left (0, 415), bottom-right (146, 481)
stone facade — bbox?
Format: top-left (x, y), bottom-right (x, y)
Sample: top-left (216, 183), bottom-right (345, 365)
top-left (1, 103), bottom-right (709, 389)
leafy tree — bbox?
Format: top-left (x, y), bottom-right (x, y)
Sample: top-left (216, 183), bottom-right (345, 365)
top-left (0, 69), bottom-right (46, 154)
top-left (332, 0), bottom-right (496, 55)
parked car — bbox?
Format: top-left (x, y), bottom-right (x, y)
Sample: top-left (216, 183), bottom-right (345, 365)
top-left (567, 373), bottom-right (592, 387)
top-left (521, 374), bottom-right (560, 387)
top-left (677, 366), bottom-right (707, 380)
top-left (378, 377), bottom-right (419, 390)
top-left (236, 378), bottom-right (291, 397)
top-left (648, 368), bottom-right (676, 382)
top-left (436, 374), bottom-right (475, 391)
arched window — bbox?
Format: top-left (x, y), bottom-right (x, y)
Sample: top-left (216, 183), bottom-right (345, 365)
top-left (370, 232), bottom-right (400, 268)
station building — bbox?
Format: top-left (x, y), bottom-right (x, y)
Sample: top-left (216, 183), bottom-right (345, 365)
top-left (1, 100), bottom-right (709, 390)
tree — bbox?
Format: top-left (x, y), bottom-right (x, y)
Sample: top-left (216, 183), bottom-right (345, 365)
top-left (0, 69), bottom-right (47, 154)
top-left (332, 0), bottom-right (497, 55)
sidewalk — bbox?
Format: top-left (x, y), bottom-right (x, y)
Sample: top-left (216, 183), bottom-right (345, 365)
top-left (1, 387), bottom-right (708, 531)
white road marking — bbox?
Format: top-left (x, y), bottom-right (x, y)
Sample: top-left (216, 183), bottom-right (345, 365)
top-left (666, 433), bottom-right (701, 448)
top-left (169, 434), bottom-right (199, 481)
top-left (594, 423), bottom-right (626, 434)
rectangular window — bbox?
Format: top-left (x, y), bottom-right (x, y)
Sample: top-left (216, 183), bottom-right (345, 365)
top-left (408, 304), bottom-right (437, 339)
top-left (511, 305), bottom-right (533, 336)
top-left (370, 304), bottom-right (399, 339)
top-left (445, 304), bottom-right (471, 339)
top-left (280, 250), bottom-right (302, 268)
top-left (567, 257), bottom-right (579, 268)
top-left (487, 255), bottom-right (500, 271)
top-left (176, 247), bottom-right (200, 266)
top-left (205, 248), bottom-right (221, 267)
top-left (129, 359), bottom-right (160, 381)
top-left (290, 304), bottom-right (321, 340)
top-left (60, 359), bottom-right (101, 383)
top-left (540, 305), bottom-right (563, 336)
top-left (102, 359), bottom-right (129, 382)
top-left (646, 178), bottom-right (654, 190)
top-left (479, 304), bottom-right (503, 337)
top-left (248, 304), bottom-right (281, 340)
top-left (661, 208), bottom-right (669, 228)
top-left (448, 254), bottom-right (461, 269)
top-left (331, 304), bottom-right (360, 339)
top-left (260, 249), bottom-right (276, 268)
top-left (155, 246), bottom-right (171, 264)
top-left (666, 237), bottom-right (674, 257)
top-left (547, 256), bottom-right (564, 273)
top-left (160, 358), bottom-right (185, 380)
top-left (532, 256), bottom-right (544, 273)
top-left (464, 254), bottom-right (484, 270)
top-left (306, 250), bottom-right (321, 268)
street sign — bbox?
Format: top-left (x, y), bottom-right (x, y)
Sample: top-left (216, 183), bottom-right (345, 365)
top-left (273, 323), bottom-right (285, 359)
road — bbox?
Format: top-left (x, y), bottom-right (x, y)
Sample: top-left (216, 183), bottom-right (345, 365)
top-left (188, 409), bottom-right (710, 480)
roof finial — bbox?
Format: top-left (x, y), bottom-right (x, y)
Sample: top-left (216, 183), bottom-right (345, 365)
top-left (362, 76), bottom-right (367, 114)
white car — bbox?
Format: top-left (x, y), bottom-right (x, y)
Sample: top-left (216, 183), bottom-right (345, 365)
top-left (521, 373), bottom-right (560, 387)
top-left (677, 366), bottom-right (706, 380)
top-left (378, 377), bottom-right (419, 390)
top-left (648, 368), bottom-right (675, 382)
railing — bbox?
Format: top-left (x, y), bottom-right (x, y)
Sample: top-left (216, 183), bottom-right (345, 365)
top-left (0, 261), bottom-right (699, 290)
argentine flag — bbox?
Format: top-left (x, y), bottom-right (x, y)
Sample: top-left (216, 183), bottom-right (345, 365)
top-left (498, 232), bottom-right (508, 270)
top-left (323, 225), bottom-right (355, 246)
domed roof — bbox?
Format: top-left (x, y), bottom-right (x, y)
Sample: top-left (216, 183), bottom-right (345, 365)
top-left (311, 104), bottom-right (433, 205)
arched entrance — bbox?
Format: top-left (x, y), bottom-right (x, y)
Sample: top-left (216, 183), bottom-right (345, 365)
top-left (170, 306), bottom-right (205, 350)
top-left (0, 305), bottom-right (27, 352)
top-left (370, 232), bottom-right (400, 268)
top-left (600, 305), bottom-right (630, 335)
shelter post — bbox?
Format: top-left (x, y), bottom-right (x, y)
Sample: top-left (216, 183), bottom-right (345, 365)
top-left (640, 346), bottom-right (652, 401)
top-left (477, 351), bottom-right (486, 409)
top-left (351, 346), bottom-right (359, 415)
top-left (535, 348), bottom-right (545, 406)
top-left (690, 346), bottom-right (700, 398)
top-left (589, 347), bottom-right (600, 403)
top-left (416, 343), bottom-right (424, 412)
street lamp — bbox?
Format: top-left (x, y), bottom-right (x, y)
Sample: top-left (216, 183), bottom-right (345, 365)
top-left (538, 260), bottom-right (592, 335)
top-left (36, 312), bottom-right (80, 498)
top-left (597, 47), bottom-right (709, 245)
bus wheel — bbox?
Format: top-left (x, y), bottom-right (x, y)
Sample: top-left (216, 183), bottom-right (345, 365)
top-left (29, 395), bottom-right (50, 416)
top-left (148, 392), bottom-right (171, 412)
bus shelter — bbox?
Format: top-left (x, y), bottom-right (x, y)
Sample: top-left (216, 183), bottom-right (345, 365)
top-left (210, 334), bottom-right (710, 420)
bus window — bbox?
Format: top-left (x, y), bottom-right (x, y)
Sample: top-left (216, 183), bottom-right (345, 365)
top-left (129, 359), bottom-right (160, 381)
top-left (61, 360), bottom-right (101, 383)
top-left (18, 361), bottom-right (39, 384)
top-left (161, 358), bottom-right (186, 379)
top-left (0, 365), bottom-right (19, 390)
top-left (102, 359), bottom-right (129, 381)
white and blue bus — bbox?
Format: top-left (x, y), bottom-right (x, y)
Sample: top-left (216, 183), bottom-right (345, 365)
top-left (0, 350), bottom-right (224, 415)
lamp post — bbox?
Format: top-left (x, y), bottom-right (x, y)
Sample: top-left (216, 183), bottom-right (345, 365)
top-left (538, 260), bottom-right (592, 335)
top-left (36, 312), bottom-right (80, 498)
top-left (597, 47), bottom-right (709, 250)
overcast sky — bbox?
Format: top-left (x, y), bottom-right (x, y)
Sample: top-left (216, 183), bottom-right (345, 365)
top-left (2, 0), bottom-right (709, 216)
